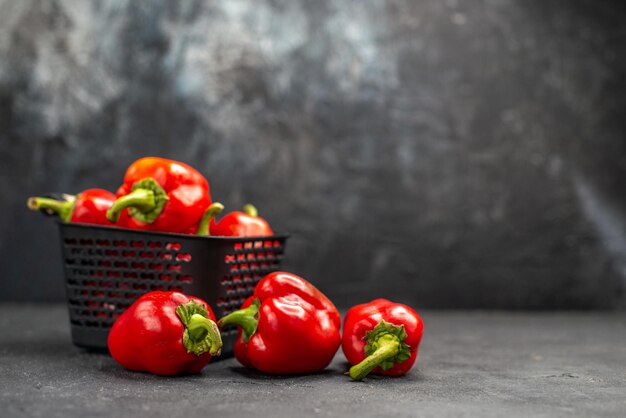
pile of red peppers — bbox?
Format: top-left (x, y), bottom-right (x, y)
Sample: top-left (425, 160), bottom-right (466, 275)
top-left (29, 156), bottom-right (424, 379)
top-left (28, 156), bottom-right (275, 237)
top-left (106, 272), bottom-right (423, 379)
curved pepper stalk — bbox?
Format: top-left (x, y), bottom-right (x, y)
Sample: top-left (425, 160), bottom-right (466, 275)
top-left (196, 202), bottom-right (225, 236)
top-left (217, 299), bottom-right (260, 343)
top-left (176, 300), bottom-right (223, 356)
top-left (106, 178), bottom-right (168, 224)
top-left (348, 320), bottom-right (411, 381)
top-left (27, 196), bottom-right (75, 222)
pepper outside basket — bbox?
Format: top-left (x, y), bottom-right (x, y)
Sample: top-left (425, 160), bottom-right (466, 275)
top-left (57, 222), bottom-right (288, 356)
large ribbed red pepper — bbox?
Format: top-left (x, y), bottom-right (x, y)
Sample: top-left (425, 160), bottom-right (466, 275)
top-left (195, 203), bottom-right (273, 237)
top-left (342, 299), bottom-right (424, 381)
top-left (108, 291), bottom-right (222, 376)
top-left (218, 272), bottom-right (340, 374)
top-left (27, 188), bottom-right (128, 227)
top-left (106, 157), bottom-right (211, 233)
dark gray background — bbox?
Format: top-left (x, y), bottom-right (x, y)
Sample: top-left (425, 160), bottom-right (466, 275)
top-left (1, 0), bottom-right (625, 309)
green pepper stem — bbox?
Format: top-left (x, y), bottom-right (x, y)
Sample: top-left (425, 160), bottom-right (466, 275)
top-left (176, 300), bottom-right (223, 357)
top-left (187, 313), bottom-right (211, 341)
top-left (27, 197), bottom-right (74, 222)
top-left (348, 334), bottom-right (401, 381)
top-left (185, 313), bottom-right (222, 356)
top-left (242, 204), bottom-right (258, 217)
top-left (217, 299), bottom-right (260, 343)
top-left (196, 202), bottom-right (225, 236)
top-left (106, 188), bottom-right (155, 223)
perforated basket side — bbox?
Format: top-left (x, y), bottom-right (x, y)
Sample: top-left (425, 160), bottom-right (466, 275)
top-left (57, 222), bottom-right (287, 353)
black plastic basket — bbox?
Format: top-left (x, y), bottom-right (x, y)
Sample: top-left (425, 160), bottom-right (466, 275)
top-left (57, 222), bottom-right (288, 355)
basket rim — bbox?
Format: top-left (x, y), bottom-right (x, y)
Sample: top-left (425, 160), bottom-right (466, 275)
top-left (56, 221), bottom-right (289, 241)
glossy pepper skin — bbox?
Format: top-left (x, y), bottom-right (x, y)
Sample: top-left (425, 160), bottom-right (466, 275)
top-left (342, 299), bottom-right (424, 381)
top-left (106, 157), bottom-right (211, 234)
top-left (108, 291), bottom-right (222, 376)
top-left (27, 188), bottom-right (128, 227)
top-left (198, 203), bottom-right (273, 237)
top-left (218, 272), bottom-right (340, 374)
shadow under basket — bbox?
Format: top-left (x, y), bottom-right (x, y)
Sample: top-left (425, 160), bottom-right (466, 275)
top-left (57, 222), bottom-right (288, 356)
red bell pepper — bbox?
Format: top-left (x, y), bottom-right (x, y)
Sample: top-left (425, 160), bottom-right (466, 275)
top-left (197, 203), bottom-right (273, 237)
top-left (108, 291), bottom-right (222, 376)
top-left (342, 299), bottom-right (424, 381)
top-left (218, 271), bottom-right (340, 374)
top-left (27, 188), bottom-right (128, 227)
top-left (106, 157), bottom-right (211, 234)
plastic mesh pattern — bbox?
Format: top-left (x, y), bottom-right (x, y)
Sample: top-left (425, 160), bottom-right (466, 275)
top-left (217, 239), bottom-right (285, 316)
top-left (63, 238), bottom-right (194, 327)
top-left (57, 223), bottom-right (287, 351)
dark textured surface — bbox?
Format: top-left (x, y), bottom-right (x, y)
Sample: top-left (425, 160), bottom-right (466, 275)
top-left (0, 304), bottom-right (625, 417)
top-left (1, 1), bottom-right (626, 308)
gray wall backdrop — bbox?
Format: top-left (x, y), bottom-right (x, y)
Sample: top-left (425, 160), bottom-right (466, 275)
top-left (1, 0), bottom-right (625, 309)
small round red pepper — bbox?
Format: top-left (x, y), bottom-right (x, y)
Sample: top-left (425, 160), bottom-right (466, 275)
top-left (106, 157), bottom-right (212, 234)
top-left (342, 298), bottom-right (424, 381)
top-left (27, 188), bottom-right (128, 227)
top-left (218, 271), bottom-right (340, 374)
top-left (197, 203), bottom-right (273, 237)
top-left (108, 291), bottom-right (222, 376)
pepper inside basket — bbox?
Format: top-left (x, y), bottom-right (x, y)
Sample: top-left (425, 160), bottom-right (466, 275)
top-left (57, 222), bottom-right (288, 356)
